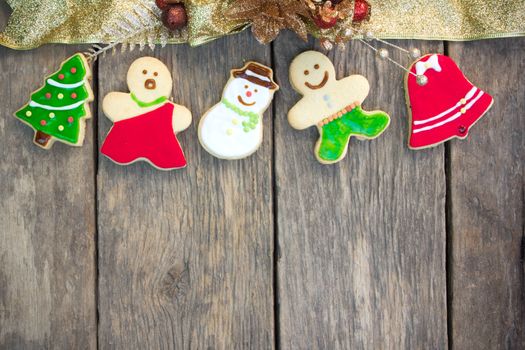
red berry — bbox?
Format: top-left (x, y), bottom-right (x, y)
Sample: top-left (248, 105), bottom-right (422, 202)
top-left (70, 67), bottom-right (77, 74)
top-left (353, 0), bottom-right (371, 23)
top-left (45, 92), bottom-right (51, 99)
top-left (162, 4), bottom-right (188, 31)
top-left (68, 116), bottom-right (74, 123)
top-left (155, 0), bottom-right (171, 10)
top-left (71, 93), bottom-right (77, 99)
top-left (314, 15), bottom-right (338, 29)
top-left (58, 74), bottom-right (65, 80)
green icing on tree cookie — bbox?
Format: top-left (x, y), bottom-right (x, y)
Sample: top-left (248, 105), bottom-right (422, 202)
top-left (318, 106), bottom-right (390, 162)
top-left (14, 54), bottom-right (92, 148)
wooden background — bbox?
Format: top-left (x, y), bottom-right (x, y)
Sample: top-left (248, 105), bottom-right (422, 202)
top-left (0, 3), bottom-right (523, 349)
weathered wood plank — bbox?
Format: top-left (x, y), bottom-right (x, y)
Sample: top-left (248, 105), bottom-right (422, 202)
top-left (97, 32), bottom-right (274, 349)
top-left (448, 39), bottom-right (525, 350)
top-left (273, 33), bottom-right (447, 349)
top-left (0, 4), bottom-right (97, 349)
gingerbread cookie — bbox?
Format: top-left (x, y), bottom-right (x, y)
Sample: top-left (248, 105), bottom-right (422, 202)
top-left (405, 54), bottom-right (494, 149)
top-left (14, 53), bottom-right (93, 149)
top-left (198, 62), bottom-right (279, 160)
top-left (101, 56), bottom-right (192, 170)
top-left (288, 51), bottom-right (390, 164)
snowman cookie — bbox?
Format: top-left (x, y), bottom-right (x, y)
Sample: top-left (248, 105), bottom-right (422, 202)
top-left (101, 56), bottom-right (192, 170)
top-left (288, 51), bottom-right (390, 164)
top-left (198, 62), bottom-right (279, 160)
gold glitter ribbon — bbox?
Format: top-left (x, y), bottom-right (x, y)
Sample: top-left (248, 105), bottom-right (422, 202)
top-left (0, 0), bottom-right (523, 49)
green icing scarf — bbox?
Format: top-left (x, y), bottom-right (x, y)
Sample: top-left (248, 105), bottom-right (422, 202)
top-left (222, 98), bottom-right (259, 133)
top-left (131, 93), bottom-right (168, 108)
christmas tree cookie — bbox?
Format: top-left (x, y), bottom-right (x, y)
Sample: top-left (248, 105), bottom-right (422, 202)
top-left (14, 53), bottom-right (93, 149)
top-left (288, 51), bottom-right (390, 164)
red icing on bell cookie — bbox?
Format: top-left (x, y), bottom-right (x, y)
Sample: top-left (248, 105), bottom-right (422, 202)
top-left (405, 54), bottom-right (494, 149)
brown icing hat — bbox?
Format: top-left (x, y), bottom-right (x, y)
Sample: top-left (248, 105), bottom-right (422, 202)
top-left (231, 62), bottom-right (279, 90)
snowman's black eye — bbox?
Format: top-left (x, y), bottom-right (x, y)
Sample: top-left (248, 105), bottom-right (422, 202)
top-left (304, 70), bottom-right (309, 75)
top-left (254, 89), bottom-right (258, 93)
top-left (244, 85), bottom-right (248, 89)
top-left (314, 64), bottom-right (320, 69)
top-left (154, 72), bottom-right (158, 77)
top-left (142, 70), bottom-right (147, 75)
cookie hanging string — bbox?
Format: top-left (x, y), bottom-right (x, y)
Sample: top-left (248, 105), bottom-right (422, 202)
top-left (356, 31), bottom-right (429, 86)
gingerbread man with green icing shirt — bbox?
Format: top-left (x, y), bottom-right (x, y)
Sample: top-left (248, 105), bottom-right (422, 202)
top-left (288, 51), bottom-right (390, 164)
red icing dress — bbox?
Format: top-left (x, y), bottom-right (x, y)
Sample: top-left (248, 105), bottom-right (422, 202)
top-left (101, 102), bottom-right (187, 169)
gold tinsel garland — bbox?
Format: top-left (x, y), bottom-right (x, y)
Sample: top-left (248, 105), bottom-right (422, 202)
top-left (0, 0), bottom-right (524, 49)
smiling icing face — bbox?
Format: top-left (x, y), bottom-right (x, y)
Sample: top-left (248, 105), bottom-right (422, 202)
top-left (289, 51), bottom-right (336, 95)
top-left (127, 57), bottom-right (172, 103)
top-left (223, 77), bottom-right (272, 114)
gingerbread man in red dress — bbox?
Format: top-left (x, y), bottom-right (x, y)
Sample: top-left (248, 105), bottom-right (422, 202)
top-left (101, 57), bottom-right (192, 170)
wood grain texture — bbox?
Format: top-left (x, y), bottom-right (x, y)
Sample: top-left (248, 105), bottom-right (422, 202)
top-left (273, 33), bottom-right (447, 349)
top-left (96, 32), bottom-right (275, 349)
top-left (1, 0), bottom-right (524, 343)
top-left (0, 5), bottom-right (97, 349)
top-left (448, 39), bottom-right (525, 350)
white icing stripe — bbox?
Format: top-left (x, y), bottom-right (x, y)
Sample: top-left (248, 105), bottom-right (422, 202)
top-left (463, 91), bottom-right (485, 112)
top-left (245, 70), bottom-right (271, 82)
top-left (413, 91), bottom-right (484, 133)
top-left (29, 99), bottom-right (86, 111)
top-left (47, 78), bottom-right (85, 89)
top-left (414, 87), bottom-right (478, 125)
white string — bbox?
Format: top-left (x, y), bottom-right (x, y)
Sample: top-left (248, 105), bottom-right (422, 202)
top-left (373, 37), bottom-right (411, 55)
top-left (354, 29), bottom-right (413, 56)
top-left (357, 39), bottom-right (418, 77)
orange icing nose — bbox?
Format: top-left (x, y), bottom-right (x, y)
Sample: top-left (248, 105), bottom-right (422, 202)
top-left (246, 91), bottom-right (252, 97)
